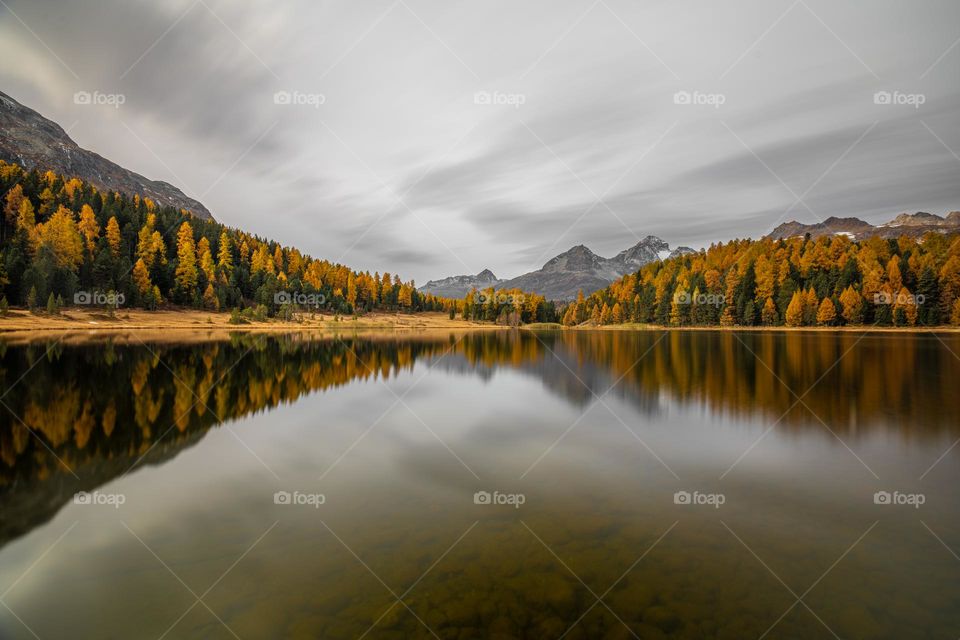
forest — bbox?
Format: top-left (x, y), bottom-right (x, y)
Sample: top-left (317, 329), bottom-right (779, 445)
top-left (2, 159), bottom-right (958, 329)
top-left (0, 160), bottom-right (562, 325)
top-left (562, 231), bottom-right (960, 327)
top-left (0, 160), bottom-right (454, 317)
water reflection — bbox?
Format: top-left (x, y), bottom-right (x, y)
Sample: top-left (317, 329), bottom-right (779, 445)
top-left (3, 331), bottom-right (958, 485)
top-left (0, 330), bottom-right (958, 638)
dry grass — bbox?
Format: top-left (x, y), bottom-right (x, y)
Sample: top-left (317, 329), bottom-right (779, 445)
top-left (0, 308), bottom-right (503, 345)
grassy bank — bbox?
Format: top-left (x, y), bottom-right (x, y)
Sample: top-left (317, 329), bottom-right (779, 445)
top-left (0, 309), bottom-right (505, 344)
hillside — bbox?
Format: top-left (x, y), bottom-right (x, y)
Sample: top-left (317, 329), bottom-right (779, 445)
top-left (564, 231), bottom-right (960, 327)
top-left (0, 90), bottom-right (212, 220)
top-left (0, 158), bottom-right (448, 316)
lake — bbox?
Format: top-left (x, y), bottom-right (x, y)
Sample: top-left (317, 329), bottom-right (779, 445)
top-left (0, 329), bottom-right (958, 639)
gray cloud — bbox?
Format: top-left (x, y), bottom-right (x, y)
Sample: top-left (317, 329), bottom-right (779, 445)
top-left (1, 0), bottom-right (958, 283)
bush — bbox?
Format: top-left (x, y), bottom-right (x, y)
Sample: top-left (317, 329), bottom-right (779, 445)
top-left (277, 303), bottom-right (296, 322)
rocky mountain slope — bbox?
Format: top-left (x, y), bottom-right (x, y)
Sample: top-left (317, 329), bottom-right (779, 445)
top-left (418, 269), bottom-right (502, 298)
top-left (767, 212), bottom-right (960, 241)
top-left (420, 236), bottom-right (694, 301)
top-left (0, 90), bottom-right (212, 219)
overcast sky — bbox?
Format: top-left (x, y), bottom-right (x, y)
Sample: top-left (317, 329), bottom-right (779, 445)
top-left (1, 0), bottom-right (958, 283)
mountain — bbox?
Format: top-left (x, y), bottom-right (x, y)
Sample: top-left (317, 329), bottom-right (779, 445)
top-left (881, 211), bottom-right (958, 228)
top-left (420, 236), bottom-right (690, 301)
top-left (419, 269), bottom-right (502, 298)
top-left (667, 246), bottom-right (697, 260)
top-left (0, 90), bottom-right (213, 219)
top-left (767, 212), bottom-right (960, 241)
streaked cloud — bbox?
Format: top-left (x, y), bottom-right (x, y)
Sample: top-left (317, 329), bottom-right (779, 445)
top-left (1, 0), bottom-right (958, 282)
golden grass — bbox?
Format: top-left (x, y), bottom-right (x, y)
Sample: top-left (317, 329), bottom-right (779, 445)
top-left (0, 309), bottom-right (504, 345)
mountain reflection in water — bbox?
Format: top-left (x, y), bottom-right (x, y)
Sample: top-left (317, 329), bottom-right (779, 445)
top-left (0, 329), bottom-right (958, 639)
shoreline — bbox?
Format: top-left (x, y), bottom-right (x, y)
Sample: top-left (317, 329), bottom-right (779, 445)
top-left (546, 322), bottom-right (960, 334)
top-left (0, 309), bottom-right (505, 345)
top-left (1, 309), bottom-right (957, 345)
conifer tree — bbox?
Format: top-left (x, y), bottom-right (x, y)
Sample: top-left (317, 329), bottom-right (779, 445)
top-left (78, 204), bottom-right (100, 258)
top-left (105, 216), bottom-right (122, 258)
top-left (761, 297), bottom-right (778, 325)
top-left (174, 221), bottom-right (198, 296)
top-left (785, 291), bottom-right (804, 327)
top-left (838, 286), bottom-right (863, 325)
top-left (612, 302), bottom-right (624, 324)
top-left (816, 298), bottom-right (837, 325)
top-left (217, 232), bottom-right (233, 271)
top-left (132, 258), bottom-right (153, 298)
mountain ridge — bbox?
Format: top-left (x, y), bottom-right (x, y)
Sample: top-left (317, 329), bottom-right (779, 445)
top-left (419, 237), bottom-right (695, 301)
top-left (0, 90), bottom-right (213, 219)
top-left (767, 212), bottom-right (960, 241)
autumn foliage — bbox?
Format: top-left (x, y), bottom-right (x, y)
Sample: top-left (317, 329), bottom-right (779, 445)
top-left (563, 231), bottom-right (960, 327)
top-left (0, 161), bottom-right (454, 316)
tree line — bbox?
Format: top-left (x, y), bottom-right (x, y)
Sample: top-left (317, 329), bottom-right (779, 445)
top-left (457, 287), bottom-right (559, 325)
top-left (0, 160), bottom-right (454, 316)
top-left (561, 231), bottom-right (960, 327)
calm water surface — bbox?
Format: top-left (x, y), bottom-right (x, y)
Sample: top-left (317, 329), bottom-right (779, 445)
top-left (0, 330), bottom-right (958, 639)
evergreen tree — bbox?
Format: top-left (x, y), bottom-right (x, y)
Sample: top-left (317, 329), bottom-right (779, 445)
top-left (816, 298), bottom-right (837, 325)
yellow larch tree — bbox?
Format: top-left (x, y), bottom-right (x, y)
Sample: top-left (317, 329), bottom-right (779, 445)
top-left (612, 302), bottom-right (624, 324)
top-left (174, 221), bottom-right (198, 294)
top-left (816, 298), bottom-right (837, 325)
top-left (77, 204), bottom-right (99, 258)
top-left (105, 216), bottom-right (122, 258)
top-left (217, 232), bottom-right (233, 272)
top-left (37, 206), bottom-right (84, 269)
top-left (838, 286), bottom-right (864, 325)
top-left (3, 184), bottom-right (24, 224)
top-left (785, 291), bottom-right (804, 327)
top-left (16, 199), bottom-right (39, 253)
top-left (761, 297), bottom-right (778, 325)
top-left (132, 258), bottom-right (153, 297)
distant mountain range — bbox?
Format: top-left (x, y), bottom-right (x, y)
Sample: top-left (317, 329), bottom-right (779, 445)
top-left (423, 210), bottom-right (960, 301)
top-left (0, 90), bottom-right (213, 219)
top-left (419, 236), bottom-right (695, 301)
top-left (415, 268), bottom-right (502, 298)
top-left (767, 211), bottom-right (960, 241)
